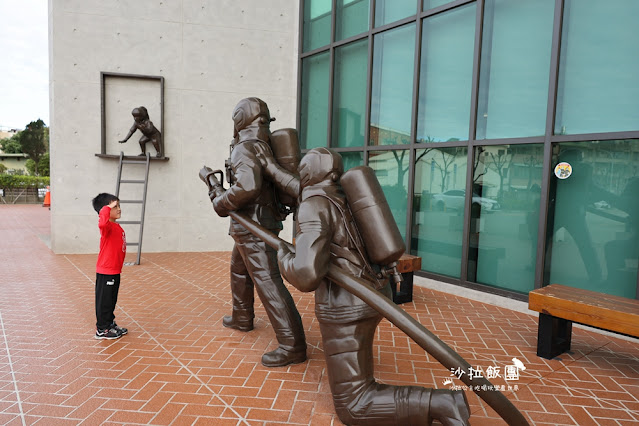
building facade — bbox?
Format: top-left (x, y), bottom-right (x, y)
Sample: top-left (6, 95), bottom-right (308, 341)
top-left (297, 0), bottom-right (639, 300)
top-left (49, 0), bottom-right (639, 301)
top-left (49, 0), bottom-right (300, 254)
top-left (0, 129), bottom-right (27, 174)
top-left (0, 153), bottom-right (29, 174)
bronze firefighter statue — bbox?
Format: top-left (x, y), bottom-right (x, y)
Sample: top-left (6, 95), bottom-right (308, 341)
top-left (207, 97), bottom-right (306, 368)
top-left (201, 99), bottom-right (529, 426)
top-left (261, 147), bottom-right (469, 425)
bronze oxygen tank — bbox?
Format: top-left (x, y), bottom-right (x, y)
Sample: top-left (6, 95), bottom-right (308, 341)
top-left (340, 165), bottom-right (405, 268)
top-left (269, 128), bottom-right (301, 208)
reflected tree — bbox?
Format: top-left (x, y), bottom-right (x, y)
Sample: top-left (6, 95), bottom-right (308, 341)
top-left (482, 147), bottom-right (513, 200)
top-left (413, 138), bottom-right (464, 193)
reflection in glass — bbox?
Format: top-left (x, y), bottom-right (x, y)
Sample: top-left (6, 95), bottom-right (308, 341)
top-left (423, 0), bottom-right (456, 10)
top-left (547, 140), bottom-right (639, 299)
top-left (555, 0), bottom-right (639, 135)
top-left (303, 0), bottom-right (332, 52)
top-left (469, 144), bottom-right (544, 293)
top-left (416, 3), bottom-right (475, 143)
top-left (336, 0), bottom-right (370, 41)
top-left (300, 52), bottom-right (330, 150)
top-left (375, 0), bottom-right (416, 27)
top-left (370, 24), bottom-right (415, 146)
top-left (369, 150), bottom-right (409, 241)
top-left (476, 0), bottom-right (554, 139)
top-left (340, 151), bottom-right (364, 171)
top-left (413, 147), bottom-right (468, 278)
top-left (332, 39), bottom-right (368, 148)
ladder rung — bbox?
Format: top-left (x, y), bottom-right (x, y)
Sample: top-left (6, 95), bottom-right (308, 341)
top-left (117, 152), bottom-right (148, 267)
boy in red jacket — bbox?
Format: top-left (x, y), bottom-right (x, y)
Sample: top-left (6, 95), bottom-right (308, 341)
top-left (92, 193), bottom-right (128, 339)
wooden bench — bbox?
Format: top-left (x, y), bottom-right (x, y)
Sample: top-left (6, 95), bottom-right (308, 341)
top-left (390, 254), bottom-right (422, 304)
top-left (528, 284), bottom-right (639, 359)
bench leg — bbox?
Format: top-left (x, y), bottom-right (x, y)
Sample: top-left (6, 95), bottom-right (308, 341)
top-left (537, 313), bottom-right (572, 359)
top-left (391, 272), bottom-right (414, 304)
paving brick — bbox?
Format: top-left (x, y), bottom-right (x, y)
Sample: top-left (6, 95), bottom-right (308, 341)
top-left (108, 409), bottom-right (156, 423)
top-left (180, 403), bottom-right (226, 417)
top-left (66, 396), bottom-right (109, 421)
top-left (563, 404), bottom-right (599, 426)
top-left (1, 206), bottom-right (638, 425)
top-left (150, 402), bottom-right (186, 425)
top-left (246, 407), bottom-right (291, 422)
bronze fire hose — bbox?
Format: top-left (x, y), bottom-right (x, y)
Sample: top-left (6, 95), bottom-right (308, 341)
top-left (200, 166), bottom-right (529, 426)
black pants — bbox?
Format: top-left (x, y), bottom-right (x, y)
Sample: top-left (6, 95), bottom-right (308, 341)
top-left (95, 273), bottom-right (120, 330)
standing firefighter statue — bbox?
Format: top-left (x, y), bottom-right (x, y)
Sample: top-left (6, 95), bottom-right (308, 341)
top-left (259, 147), bottom-right (471, 425)
top-left (119, 106), bottom-right (162, 157)
top-left (206, 97), bottom-right (306, 368)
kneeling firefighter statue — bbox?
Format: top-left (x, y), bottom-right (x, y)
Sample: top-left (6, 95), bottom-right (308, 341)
top-left (263, 147), bottom-right (470, 425)
top-left (201, 114), bottom-right (528, 424)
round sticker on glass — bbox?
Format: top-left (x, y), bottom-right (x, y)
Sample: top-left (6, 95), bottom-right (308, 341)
top-left (554, 162), bottom-right (572, 179)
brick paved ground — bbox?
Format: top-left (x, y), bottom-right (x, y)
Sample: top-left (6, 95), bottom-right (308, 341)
top-left (1, 205), bottom-right (638, 425)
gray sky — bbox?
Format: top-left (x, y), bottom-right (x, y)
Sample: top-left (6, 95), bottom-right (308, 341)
top-left (0, 0), bottom-right (49, 130)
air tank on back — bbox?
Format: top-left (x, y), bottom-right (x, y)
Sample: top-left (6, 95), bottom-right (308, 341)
top-left (269, 128), bottom-right (301, 208)
top-left (340, 165), bottom-right (405, 267)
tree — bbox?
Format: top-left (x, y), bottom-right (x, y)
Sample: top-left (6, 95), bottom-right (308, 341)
top-left (25, 159), bottom-right (36, 176)
top-left (25, 150), bottom-right (50, 177)
top-left (38, 152), bottom-right (50, 176)
top-left (0, 163), bottom-right (7, 174)
top-left (17, 119), bottom-right (48, 175)
top-left (0, 135), bottom-right (22, 153)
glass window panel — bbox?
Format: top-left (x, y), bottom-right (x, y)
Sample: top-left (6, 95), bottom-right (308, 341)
top-left (332, 39), bottom-right (368, 148)
top-left (423, 0), bottom-right (455, 11)
top-left (375, 0), bottom-right (416, 27)
top-left (413, 147), bottom-right (468, 278)
top-left (370, 24), bottom-right (415, 146)
top-left (416, 4), bottom-right (476, 143)
top-left (476, 0), bottom-right (554, 139)
top-left (468, 144), bottom-right (544, 293)
top-left (369, 150), bottom-right (409, 241)
top-left (336, 0), bottom-right (370, 42)
top-left (547, 140), bottom-right (639, 299)
top-left (300, 52), bottom-right (330, 150)
top-left (303, 0), bottom-right (332, 52)
top-left (340, 151), bottom-right (364, 170)
top-left (555, 0), bottom-right (639, 135)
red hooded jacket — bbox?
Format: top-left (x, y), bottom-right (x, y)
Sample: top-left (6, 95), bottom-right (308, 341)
top-left (96, 206), bottom-right (126, 275)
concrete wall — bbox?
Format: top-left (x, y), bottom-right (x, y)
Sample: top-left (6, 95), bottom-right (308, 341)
top-left (49, 0), bottom-right (300, 254)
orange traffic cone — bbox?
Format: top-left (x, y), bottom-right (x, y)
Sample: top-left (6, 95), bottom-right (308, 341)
top-left (43, 186), bottom-right (51, 207)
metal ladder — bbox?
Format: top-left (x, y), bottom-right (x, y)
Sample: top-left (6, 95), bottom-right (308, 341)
top-left (115, 151), bottom-right (151, 265)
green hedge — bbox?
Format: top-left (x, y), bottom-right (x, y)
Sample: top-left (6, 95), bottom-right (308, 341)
top-left (0, 175), bottom-right (50, 189)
